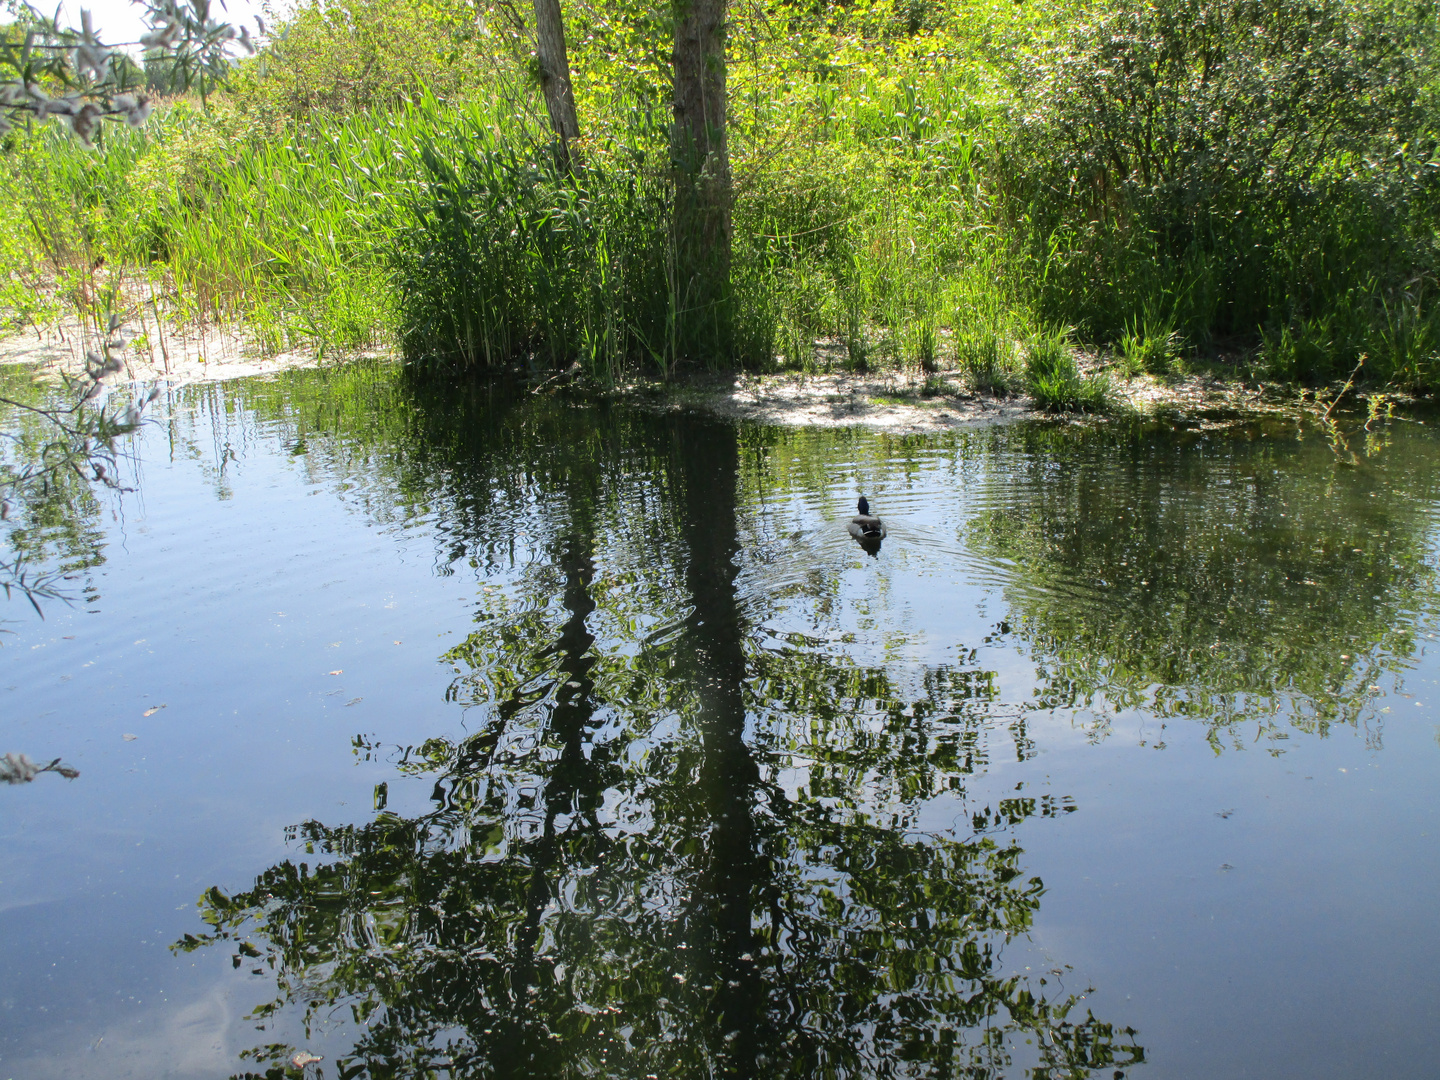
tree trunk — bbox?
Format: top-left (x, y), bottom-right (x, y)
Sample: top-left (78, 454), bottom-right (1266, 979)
top-left (532, 0), bottom-right (579, 171)
top-left (670, 0), bottom-right (731, 360)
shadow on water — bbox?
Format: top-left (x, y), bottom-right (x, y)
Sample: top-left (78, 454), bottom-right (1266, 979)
top-left (173, 380), bottom-right (1142, 1079)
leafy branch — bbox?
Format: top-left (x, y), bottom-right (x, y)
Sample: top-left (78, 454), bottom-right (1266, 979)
top-left (0, 0), bottom-right (262, 142)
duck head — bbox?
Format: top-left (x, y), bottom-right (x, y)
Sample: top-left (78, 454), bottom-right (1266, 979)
top-left (857, 495), bottom-right (870, 516)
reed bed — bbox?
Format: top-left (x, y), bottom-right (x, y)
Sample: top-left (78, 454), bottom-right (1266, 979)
top-left (1, 0), bottom-right (1436, 396)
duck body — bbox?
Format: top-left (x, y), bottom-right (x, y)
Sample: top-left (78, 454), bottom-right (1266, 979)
top-left (848, 496), bottom-right (885, 539)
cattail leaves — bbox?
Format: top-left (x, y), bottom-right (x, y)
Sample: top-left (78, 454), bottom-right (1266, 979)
top-left (393, 101), bottom-right (675, 379)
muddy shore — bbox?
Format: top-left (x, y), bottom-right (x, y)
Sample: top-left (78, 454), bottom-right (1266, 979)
top-left (620, 366), bottom-right (1302, 433)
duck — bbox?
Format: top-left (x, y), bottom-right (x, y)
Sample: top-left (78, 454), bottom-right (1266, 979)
top-left (847, 496), bottom-right (885, 539)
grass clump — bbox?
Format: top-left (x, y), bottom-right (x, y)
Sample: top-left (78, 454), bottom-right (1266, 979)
top-left (956, 324), bottom-right (1021, 395)
top-left (1025, 329), bottom-right (1110, 413)
top-left (1117, 317), bottom-right (1184, 377)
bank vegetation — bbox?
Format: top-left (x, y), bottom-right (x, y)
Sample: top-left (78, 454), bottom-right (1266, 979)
top-left (1, 0), bottom-right (1437, 407)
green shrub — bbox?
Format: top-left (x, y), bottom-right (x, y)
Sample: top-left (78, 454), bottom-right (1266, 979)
top-left (1007, 0), bottom-right (1440, 349)
top-left (228, 0), bottom-right (508, 124)
top-left (4, 0), bottom-right (1437, 393)
top-left (1262, 317), bottom-right (1343, 383)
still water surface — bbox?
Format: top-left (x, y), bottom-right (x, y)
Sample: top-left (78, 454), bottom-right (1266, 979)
top-left (2, 364), bottom-right (1438, 1079)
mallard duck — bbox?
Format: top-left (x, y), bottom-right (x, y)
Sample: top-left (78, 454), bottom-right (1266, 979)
top-left (848, 496), bottom-right (885, 539)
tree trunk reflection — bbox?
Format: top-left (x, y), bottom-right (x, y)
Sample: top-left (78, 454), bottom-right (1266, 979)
top-left (175, 399), bottom-right (1143, 1080)
top-left (675, 415), bottom-right (766, 1074)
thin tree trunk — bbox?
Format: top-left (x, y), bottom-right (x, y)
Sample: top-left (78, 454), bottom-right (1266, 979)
top-left (671, 0), bottom-right (732, 359)
top-left (533, 0), bottom-right (579, 171)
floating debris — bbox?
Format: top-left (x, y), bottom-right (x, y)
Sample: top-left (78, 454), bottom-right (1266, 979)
top-left (1, 752), bottom-right (79, 783)
top-left (291, 1050), bottom-right (323, 1067)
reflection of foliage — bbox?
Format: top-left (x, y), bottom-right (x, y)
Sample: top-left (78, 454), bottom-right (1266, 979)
top-left (183, 792), bottom-right (1136, 1078)
top-left (180, 652), bottom-right (1137, 1079)
top-left (969, 418), bottom-right (1440, 750)
top-left (752, 645), bottom-right (1056, 817)
top-left (174, 399), bottom-right (1139, 1079)
top-left (0, 363), bottom-right (154, 621)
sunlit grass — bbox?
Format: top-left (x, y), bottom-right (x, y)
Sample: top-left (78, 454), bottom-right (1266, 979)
top-left (0, 0), bottom-right (1435, 396)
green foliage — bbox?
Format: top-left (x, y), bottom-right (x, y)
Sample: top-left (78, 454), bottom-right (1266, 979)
top-left (1117, 314), bottom-right (1183, 377)
top-left (0, 99), bottom-right (431, 350)
top-left (1006, 0), bottom-right (1440, 375)
top-left (0, 1), bottom-right (262, 147)
top-left (2, 0), bottom-right (1440, 391)
top-left (227, 0), bottom-right (518, 125)
top-left (955, 325), bottom-right (1015, 394)
top-left (393, 104), bottom-right (678, 376)
top-left (1024, 327), bottom-right (1109, 411)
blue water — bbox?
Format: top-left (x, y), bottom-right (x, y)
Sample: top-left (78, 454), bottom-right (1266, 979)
top-left (2, 366), bottom-right (1437, 1078)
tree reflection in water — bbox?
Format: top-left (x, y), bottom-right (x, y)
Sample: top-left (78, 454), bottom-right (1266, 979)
top-left (177, 398), bottom-right (1141, 1080)
top-left (966, 417), bottom-right (1440, 751)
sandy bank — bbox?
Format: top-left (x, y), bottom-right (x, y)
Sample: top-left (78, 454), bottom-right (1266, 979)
top-left (3, 319), bottom-right (1308, 434)
top-left (621, 365), bottom-right (1298, 435)
top-left (0, 316), bottom-right (379, 388)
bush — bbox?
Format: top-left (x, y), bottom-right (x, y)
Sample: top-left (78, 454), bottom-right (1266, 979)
top-left (1006, 0), bottom-right (1440, 366)
top-left (228, 0), bottom-right (512, 124)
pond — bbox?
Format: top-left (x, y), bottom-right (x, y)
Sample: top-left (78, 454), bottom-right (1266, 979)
top-left (2, 363), bottom-right (1438, 1079)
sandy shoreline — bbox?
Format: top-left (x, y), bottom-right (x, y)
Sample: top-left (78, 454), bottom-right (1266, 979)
top-left (639, 367), bottom-right (1297, 432)
top-left (3, 319), bottom-right (1309, 434)
top-left (0, 316), bottom-right (376, 388)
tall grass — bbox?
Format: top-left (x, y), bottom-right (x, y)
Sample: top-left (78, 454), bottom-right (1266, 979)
top-left (391, 101), bottom-right (677, 376)
top-left (0, 0), bottom-right (1436, 397)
